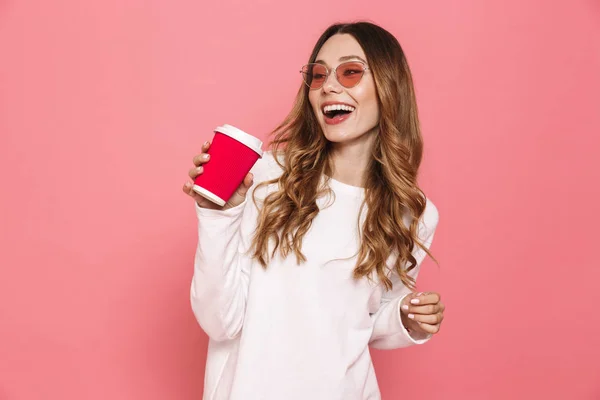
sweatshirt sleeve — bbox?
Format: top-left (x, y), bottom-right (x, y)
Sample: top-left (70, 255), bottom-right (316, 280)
top-left (368, 199), bottom-right (439, 350)
top-left (190, 156), bottom-right (269, 342)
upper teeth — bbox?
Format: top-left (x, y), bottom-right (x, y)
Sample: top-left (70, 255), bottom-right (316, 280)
top-left (323, 104), bottom-right (355, 113)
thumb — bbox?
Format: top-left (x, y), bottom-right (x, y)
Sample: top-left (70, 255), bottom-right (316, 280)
top-left (237, 172), bottom-right (254, 197)
top-left (224, 173), bottom-right (254, 209)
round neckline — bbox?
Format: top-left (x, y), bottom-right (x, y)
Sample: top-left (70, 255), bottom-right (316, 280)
top-left (326, 176), bottom-right (365, 197)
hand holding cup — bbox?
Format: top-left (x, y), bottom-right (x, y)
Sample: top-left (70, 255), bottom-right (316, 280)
top-left (183, 124), bottom-right (263, 210)
top-left (183, 141), bottom-right (254, 210)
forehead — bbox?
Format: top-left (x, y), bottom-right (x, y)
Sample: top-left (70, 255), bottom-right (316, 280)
top-left (315, 34), bottom-right (366, 65)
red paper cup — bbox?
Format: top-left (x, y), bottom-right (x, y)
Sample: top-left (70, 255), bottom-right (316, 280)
top-left (192, 124), bottom-right (263, 206)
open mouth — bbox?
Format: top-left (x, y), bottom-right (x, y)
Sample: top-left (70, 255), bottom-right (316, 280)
top-left (322, 104), bottom-right (356, 119)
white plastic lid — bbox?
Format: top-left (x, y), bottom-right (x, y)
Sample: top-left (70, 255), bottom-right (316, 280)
top-left (214, 124), bottom-right (264, 157)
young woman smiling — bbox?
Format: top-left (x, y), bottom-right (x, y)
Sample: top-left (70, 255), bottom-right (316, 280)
top-left (183, 21), bottom-right (445, 400)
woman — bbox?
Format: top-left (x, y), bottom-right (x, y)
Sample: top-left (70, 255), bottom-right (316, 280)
top-left (182, 21), bottom-right (445, 400)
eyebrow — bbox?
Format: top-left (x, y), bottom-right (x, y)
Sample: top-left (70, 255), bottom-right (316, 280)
top-left (315, 55), bottom-right (367, 65)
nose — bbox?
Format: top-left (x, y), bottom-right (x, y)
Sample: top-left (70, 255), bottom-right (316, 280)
top-left (322, 71), bottom-right (342, 94)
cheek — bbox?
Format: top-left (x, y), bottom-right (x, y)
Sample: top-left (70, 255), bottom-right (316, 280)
top-left (370, 100), bottom-right (380, 120)
top-left (356, 86), bottom-right (379, 120)
top-left (308, 92), bottom-right (320, 115)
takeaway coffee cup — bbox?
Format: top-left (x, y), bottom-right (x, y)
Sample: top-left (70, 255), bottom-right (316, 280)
top-left (193, 124), bottom-right (263, 206)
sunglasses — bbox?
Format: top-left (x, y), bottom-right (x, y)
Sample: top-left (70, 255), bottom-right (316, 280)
top-left (300, 61), bottom-right (370, 90)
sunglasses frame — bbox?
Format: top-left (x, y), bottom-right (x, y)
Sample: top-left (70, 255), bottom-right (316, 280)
top-left (300, 60), bottom-right (370, 90)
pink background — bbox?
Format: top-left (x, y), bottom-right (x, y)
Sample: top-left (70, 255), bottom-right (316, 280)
top-left (1, 0), bottom-right (599, 399)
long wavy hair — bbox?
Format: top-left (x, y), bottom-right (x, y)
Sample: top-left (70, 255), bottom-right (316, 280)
top-left (251, 22), bottom-right (435, 290)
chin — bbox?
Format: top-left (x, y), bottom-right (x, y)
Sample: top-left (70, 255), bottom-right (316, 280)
top-left (319, 125), bottom-right (353, 142)
top-left (320, 123), bottom-right (377, 145)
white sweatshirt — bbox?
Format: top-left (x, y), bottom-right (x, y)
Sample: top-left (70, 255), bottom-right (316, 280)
top-left (191, 152), bottom-right (439, 400)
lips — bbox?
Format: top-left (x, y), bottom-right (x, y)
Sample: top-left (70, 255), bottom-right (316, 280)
top-left (321, 102), bottom-right (356, 125)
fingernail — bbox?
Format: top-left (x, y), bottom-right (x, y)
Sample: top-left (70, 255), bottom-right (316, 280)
top-left (411, 298), bottom-right (420, 304)
top-left (408, 314), bottom-right (415, 319)
top-left (203, 154), bottom-right (210, 160)
top-left (204, 141), bottom-right (209, 147)
top-left (197, 166), bottom-right (203, 173)
top-left (402, 305), bottom-right (409, 311)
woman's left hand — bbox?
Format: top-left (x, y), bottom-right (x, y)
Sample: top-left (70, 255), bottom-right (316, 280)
top-left (400, 291), bottom-right (445, 335)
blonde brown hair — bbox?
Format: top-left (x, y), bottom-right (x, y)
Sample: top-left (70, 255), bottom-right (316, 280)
top-left (251, 22), bottom-right (435, 290)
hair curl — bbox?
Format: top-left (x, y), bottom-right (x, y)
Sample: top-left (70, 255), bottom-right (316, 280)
top-left (251, 22), bottom-right (435, 290)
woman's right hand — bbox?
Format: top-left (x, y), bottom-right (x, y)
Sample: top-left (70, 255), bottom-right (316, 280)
top-left (182, 140), bottom-right (254, 210)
